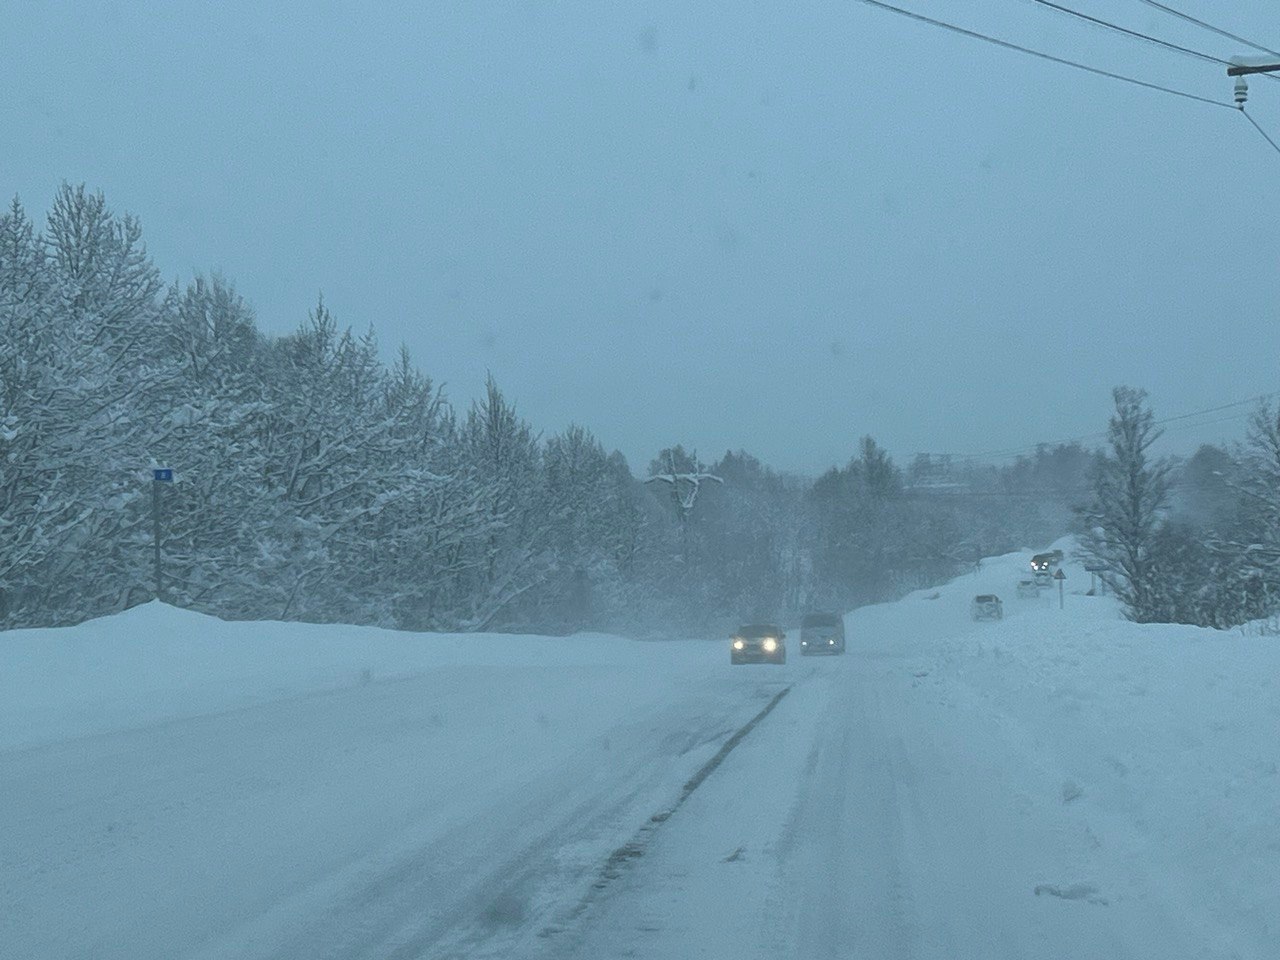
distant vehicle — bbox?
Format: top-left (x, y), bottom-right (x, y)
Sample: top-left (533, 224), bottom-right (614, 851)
top-left (730, 623), bottom-right (787, 665)
top-left (1030, 550), bottom-right (1063, 585)
top-left (1016, 580), bottom-right (1039, 599)
top-left (799, 612), bottom-right (845, 655)
top-left (971, 595), bottom-right (1003, 621)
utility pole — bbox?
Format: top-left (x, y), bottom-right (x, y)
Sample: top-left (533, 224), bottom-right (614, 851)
top-left (1227, 59), bottom-right (1280, 78)
top-left (152, 468), bottom-right (173, 600)
top-left (1228, 57), bottom-right (1280, 104)
top-left (644, 450), bottom-right (723, 563)
top-left (1225, 58), bottom-right (1280, 157)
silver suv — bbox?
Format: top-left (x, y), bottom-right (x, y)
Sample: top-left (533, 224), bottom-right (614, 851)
top-left (971, 595), bottom-right (1004, 621)
top-left (799, 612), bottom-right (846, 655)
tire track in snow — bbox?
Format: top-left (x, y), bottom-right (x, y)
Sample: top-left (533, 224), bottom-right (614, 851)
top-left (341, 683), bottom-right (794, 960)
top-left (536, 683), bottom-right (794, 948)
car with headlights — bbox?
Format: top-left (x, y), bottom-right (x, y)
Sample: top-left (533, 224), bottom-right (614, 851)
top-left (1030, 550), bottom-right (1063, 585)
top-left (799, 612), bottom-right (845, 655)
top-left (970, 594), bottom-right (1003, 621)
top-left (730, 623), bottom-right (786, 665)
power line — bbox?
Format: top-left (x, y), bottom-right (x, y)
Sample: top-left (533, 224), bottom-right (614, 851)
top-left (1130, 0), bottom-right (1280, 60)
top-left (853, 0), bottom-right (1235, 109)
top-left (1023, 1), bottom-right (1280, 86)
top-left (1025, 0), bottom-right (1229, 68)
top-left (920, 392), bottom-right (1278, 464)
top-left (924, 429), bottom-right (1107, 464)
top-left (1159, 410), bottom-right (1254, 435)
top-left (1158, 393), bottom-right (1275, 425)
top-left (1241, 108), bottom-right (1280, 158)
top-left (905, 476), bottom-right (1230, 499)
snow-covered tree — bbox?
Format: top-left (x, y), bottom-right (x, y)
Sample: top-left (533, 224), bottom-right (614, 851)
top-left (146, 275), bottom-right (268, 612)
top-left (1080, 387), bottom-right (1171, 622)
top-left (807, 436), bottom-right (918, 608)
top-left (5, 184), bottom-right (1139, 634)
top-left (1209, 400), bottom-right (1280, 615)
top-left (696, 450), bottom-right (803, 623)
top-left (358, 348), bottom-right (499, 629)
top-left (1, 186), bottom-right (178, 624)
top-left (450, 376), bottom-right (549, 628)
top-left (0, 198), bottom-right (61, 623)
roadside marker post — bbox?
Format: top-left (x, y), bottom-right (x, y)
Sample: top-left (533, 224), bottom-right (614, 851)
top-left (152, 468), bottom-right (174, 600)
top-left (1054, 568), bottom-right (1066, 610)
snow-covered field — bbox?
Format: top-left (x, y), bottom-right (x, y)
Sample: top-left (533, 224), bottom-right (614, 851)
top-left (4, 543), bottom-right (1277, 959)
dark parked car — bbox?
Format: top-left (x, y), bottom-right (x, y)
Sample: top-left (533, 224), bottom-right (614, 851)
top-left (799, 612), bottom-right (845, 655)
top-left (730, 623), bottom-right (787, 665)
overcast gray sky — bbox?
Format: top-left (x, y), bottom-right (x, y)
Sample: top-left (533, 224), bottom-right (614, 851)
top-left (4, 0), bottom-right (1278, 474)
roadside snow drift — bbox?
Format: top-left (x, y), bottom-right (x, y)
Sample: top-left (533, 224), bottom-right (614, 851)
top-left (0, 602), bottom-right (700, 752)
top-left (3, 542), bottom-right (1277, 959)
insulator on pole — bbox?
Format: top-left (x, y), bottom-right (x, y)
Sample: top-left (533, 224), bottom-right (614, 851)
top-left (1235, 76), bottom-right (1249, 108)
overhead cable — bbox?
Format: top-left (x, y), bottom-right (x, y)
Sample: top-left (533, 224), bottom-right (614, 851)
top-left (1130, 0), bottom-right (1280, 59)
top-left (1241, 109), bottom-right (1280, 158)
top-left (1026, 0), bottom-right (1229, 68)
top-left (925, 392), bottom-right (1278, 463)
top-left (853, 0), bottom-right (1235, 109)
top-left (1158, 393), bottom-right (1278, 424)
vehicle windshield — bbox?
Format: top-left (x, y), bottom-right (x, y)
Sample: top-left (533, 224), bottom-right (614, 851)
top-left (801, 614), bottom-right (839, 628)
top-left (5, 3), bottom-right (1274, 958)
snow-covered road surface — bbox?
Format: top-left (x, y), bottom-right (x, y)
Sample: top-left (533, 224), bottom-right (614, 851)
top-left (564, 642), bottom-right (1185, 959)
top-left (3, 614), bottom-right (786, 960)
top-left (5, 544), bottom-right (1278, 958)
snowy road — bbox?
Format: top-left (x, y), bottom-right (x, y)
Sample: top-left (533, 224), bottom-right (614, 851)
top-left (3, 620), bottom-right (792, 960)
top-left (5, 546), bottom-right (1277, 959)
top-left (560, 646), bottom-right (1185, 960)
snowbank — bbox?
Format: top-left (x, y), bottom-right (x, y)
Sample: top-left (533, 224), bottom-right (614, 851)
top-left (895, 540), bottom-right (1280, 956)
top-left (0, 601), bottom-right (679, 751)
top-left (2, 603), bottom-right (771, 960)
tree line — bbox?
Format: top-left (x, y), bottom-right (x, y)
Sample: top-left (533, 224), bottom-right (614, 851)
top-left (1, 185), bottom-right (1116, 634)
top-left (1081, 386), bottom-right (1280, 629)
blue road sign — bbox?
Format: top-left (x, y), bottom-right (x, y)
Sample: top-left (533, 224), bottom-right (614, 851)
top-left (153, 468), bottom-right (174, 482)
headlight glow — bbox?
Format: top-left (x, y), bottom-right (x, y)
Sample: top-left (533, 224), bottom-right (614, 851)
top-left (762, 638), bottom-right (778, 653)
top-left (732, 639), bottom-right (745, 650)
